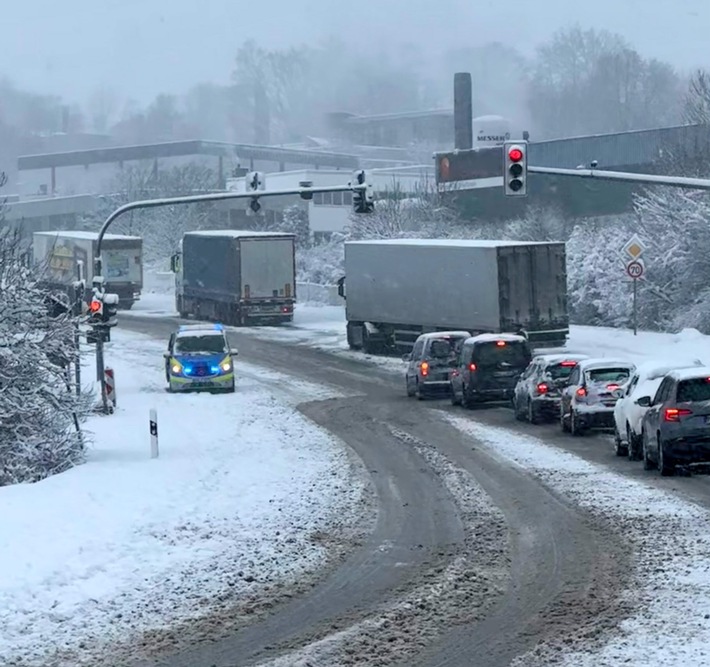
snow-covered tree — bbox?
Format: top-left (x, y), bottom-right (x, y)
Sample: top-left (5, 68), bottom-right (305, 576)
top-left (0, 186), bottom-right (90, 485)
top-left (501, 203), bottom-right (573, 242)
top-left (633, 185), bottom-right (710, 332)
top-left (81, 162), bottom-right (221, 267)
top-left (683, 69), bottom-right (710, 125)
top-left (345, 180), bottom-right (467, 240)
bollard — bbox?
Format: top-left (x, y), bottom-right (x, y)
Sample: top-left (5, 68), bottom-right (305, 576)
top-left (104, 367), bottom-right (116, 408)
top-left (150, 408), bottom-right (159, 459)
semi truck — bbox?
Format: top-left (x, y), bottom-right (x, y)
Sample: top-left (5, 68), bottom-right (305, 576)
top-left (337, 239), bottom-right (569, 355)
top-left (33, 231), bottom-right (143, 309)
top-left (170, 230), bottom-right (296, 326)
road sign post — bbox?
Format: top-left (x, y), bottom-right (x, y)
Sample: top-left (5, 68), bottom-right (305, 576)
top-left (622, 235), bottom-right (646, 336)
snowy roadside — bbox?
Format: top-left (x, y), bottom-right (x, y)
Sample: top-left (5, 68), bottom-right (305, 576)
top-left (0, 329), bottom-right (371, 667)
top-left (448, 417), bottom-right (710, 667)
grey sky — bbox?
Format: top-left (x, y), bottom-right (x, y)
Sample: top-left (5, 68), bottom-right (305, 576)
top-left (4, 0), bottom-right (709, 106)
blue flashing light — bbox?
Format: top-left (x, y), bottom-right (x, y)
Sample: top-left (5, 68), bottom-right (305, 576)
top-left (184, 365), bottom-right (193, 375)
top-left (210, 365), bottom-right (220, 374)
top-left (213, 323), bottom-right (224, 331)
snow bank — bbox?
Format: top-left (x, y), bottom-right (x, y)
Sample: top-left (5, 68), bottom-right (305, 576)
top-left (0, 329), bottom-right (367, 667)
top-left (449, 418), bottom-right (710, 667)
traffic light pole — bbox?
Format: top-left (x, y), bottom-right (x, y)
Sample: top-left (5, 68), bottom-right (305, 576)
top-left (527, 166), bottom-right (710, 191)
top-left (91, 181), bottom-right (369, 414)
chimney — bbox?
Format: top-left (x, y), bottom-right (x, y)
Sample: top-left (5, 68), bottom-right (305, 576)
top-left (453, 73), bottom-right (473, 150)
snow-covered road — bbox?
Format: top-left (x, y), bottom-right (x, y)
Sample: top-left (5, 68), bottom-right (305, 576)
top-left (450, 418), bottom-right (710, 667)
top-left (0, 329), bottom-right (369, 667)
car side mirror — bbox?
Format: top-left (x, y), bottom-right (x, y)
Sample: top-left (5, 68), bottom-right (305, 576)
top-left (163, 352), bottom-right (170, 359)
top-left (230, 349), bottom-right (239, 356)
top-left (402, 353), bottom-right (411, 362)
top-left (635, 395), bottom-right (652, 407)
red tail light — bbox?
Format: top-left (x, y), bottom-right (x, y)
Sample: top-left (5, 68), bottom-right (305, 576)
top-left (420, 361), bottom-right (429, 377)
top-left (560, 361), bottom-right (577, 367)
top-left (576, 387), bottom-right (587, 397)
top-left (496, 341), bottom-right (506, 346)
top-left (468, 363), bottom-right (477, 371)
top-left (607, 384), bottom-right (620, 391)
top-left (664, 408), bottom-right (692, 422)
top-left (536, 383), bottom-right (549, 395)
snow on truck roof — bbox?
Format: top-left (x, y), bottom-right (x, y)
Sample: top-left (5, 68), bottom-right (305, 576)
top-left (33, 231), bottom-right (141, 241)
top-left (346, 239), bottom-right (560, 248)
top-left (185, 230), bottom-right (295, 238)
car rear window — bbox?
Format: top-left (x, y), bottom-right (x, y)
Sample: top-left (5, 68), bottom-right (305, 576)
top-left (429, 338), bottom-right (463, 359)
top-left (587, 367), bottom-right (631, 383)
top-left (473, 341), bottom-right (530, 367)
top-left (547, 362), bottom-right (578, 380)
top-left (676, 378), bottom-right (710, 403)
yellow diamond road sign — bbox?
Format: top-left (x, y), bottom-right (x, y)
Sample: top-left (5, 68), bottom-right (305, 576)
top-left (622, 234), bottom-right (646, 259)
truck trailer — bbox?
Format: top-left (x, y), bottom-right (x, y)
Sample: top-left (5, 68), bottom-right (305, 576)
top-left (171, 230), bottom-right (296, 326)
top-left (33, 231), bottom-right (143, 309)
top-left (337, 239), bottom-right (569, 354)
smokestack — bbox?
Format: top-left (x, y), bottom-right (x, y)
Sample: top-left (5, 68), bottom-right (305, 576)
top-left (453, 73), bottom-right (473, 150)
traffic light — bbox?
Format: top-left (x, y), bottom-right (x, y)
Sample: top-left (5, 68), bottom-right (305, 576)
top-left (245, 171), bottom-right (265, 215)
top-left (245, 171), bottom-right (265, 192)
top-left (103, 293), bottom-right (119, 327)
top-left (503, 140), bottom-right (528, 196)
top-left (351, 169), bottom-right (374, 214)
top-left (88, 298), bottom-right (103, 323)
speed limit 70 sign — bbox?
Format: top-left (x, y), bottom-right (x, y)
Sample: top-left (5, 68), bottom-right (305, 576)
top-left (626, 260), bottom-right (644, 279)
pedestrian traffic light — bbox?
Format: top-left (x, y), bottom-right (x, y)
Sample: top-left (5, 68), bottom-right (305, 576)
top-left (351, 169), bottom-right (374, 214)
top-left (503, 140), bottom-right (528, 196)
top-left (103, 293), bottom-right (119, 327)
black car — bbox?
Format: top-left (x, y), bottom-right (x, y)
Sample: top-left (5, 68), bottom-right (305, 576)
top-left (450, 333), bottom-right (532, 407)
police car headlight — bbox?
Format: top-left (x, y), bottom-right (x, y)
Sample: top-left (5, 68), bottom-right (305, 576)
top-left (220, 361), bottom-right (232, 372)
top-left (171, 362), bottom-right (182, 374)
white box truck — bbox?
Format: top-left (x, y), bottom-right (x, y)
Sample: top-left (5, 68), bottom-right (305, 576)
top-left (337, 239), bottom-right (569, 354)
top-left (33, 231), bottom-right (143, 309)
top-left (171, 230), bottom-right (296, 326)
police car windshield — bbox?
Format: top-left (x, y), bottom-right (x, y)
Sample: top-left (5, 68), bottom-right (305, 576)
top-left (175, 334), bottom-right (226, 354)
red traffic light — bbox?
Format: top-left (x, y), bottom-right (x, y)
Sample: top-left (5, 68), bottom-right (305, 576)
top-left (89, 300), bottom-right (102, 313)
top-left (508, 147), bottom-right (524, 162)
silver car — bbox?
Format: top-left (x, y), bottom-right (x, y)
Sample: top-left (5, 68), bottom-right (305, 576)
top-left (637, 366), bottom-right (710, 475)
top-left (404, 331), bottom-right (470, 399)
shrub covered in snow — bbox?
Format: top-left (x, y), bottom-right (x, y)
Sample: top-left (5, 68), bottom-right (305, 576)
top-left (0, 225), bottom-right (90, 486)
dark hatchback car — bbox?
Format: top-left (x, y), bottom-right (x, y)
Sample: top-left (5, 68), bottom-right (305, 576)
top-left (450, 333), bottom-right (532, 408)
top-left (638, 366), bottom-right (710, 475)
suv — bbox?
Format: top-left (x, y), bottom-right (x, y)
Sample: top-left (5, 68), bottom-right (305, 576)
top-left (164, 324), bottom-right (237, 393)
top-left (450, 333), bottom-right (532, 407)
top-left (513, 353), bottom-right (589, 424)
top-left (637, 366), bottom-right (710, 475)
top-left (405, 331), bottom-right (470, 399)
top-left (559, 358), bottom-right (635, 435)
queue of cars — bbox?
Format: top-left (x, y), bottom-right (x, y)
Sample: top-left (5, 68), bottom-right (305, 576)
top-left (405, 330), bottom-right (710, 476)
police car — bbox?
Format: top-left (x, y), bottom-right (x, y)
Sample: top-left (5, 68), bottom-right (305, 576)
top-left (164, 324), bottom-right (237, 393)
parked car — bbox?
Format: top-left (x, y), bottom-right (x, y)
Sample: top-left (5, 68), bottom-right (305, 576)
top-left (513, 353), bottom-right (590, 424)
top-left (560, 358), bottom-right (635, 435)
top-left (450, 333), bottom-right (532, 407)
top-left (637, 366), bottom-right (710, 475)
top-left (613, 359), bottom-right (704, 459)
top-left (405, 331), bottom-right (470, 399)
